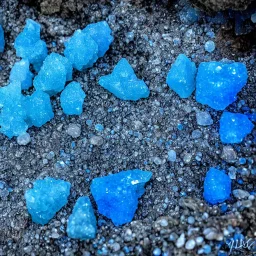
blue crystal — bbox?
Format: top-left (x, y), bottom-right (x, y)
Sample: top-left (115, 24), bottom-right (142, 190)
top-left (196, 62), bottom-right (248, 110)
top-left (60, 81), bottom-right (86, 115)
top-left (0, 25), bottom-right (5, 52)
top-left (95, 124), bottom-right (104, 132)
top-left (34, 53), bottom-right (71, 96)
top-left (166, 54), bottom-right (197, 98)
top-left (204, 41), bottom-right (215, 53)
top-left (10, 59), bottom-right (33, 90)
top-left (67, 196), bottom-right (97, 240)
top-left (23, 90), bottom-right (54, 127)
top-left (91, 169), bottom-right (152, 226)
top-left (219, 112), bottom-right (254, 144)
top-left (64, 30), bottom-right (98, 71)
top-left (82, 21), bottom-right (113, 58)
top-left (203, 168), bottom-right (231, 205)
top-left (14, 19), bottom-right (47, 71)
top-left (99, 58), bottom-right (150, 101)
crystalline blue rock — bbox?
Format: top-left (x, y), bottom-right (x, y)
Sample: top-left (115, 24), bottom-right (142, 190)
top-left (203, 168), bottom-right (231, 205)
top-left (82, 21), bottom-right (113, 58)
top-left (10, 59), bottom-right (33, 90)
top-left (23, 90), bottom-right (54, 127)
top-left (25, 177), bottom-right (71, 225)
top-left (14, 19), bottom-right (47, 71)
top-left (179, 6), bottom-right (200, 25)
top-left (196, 62), bottom-right (248, 110)
top-left (99, 58), bottom-right (150, 101)
top-left (219, 112), bottom-right (254, 144)
top-left (67, 196), bottom-right (97, 240)
top-left (166, 54), bottom-right (197, 98)
top-left (0, 25), bottom-right (5, 52)
top-left (34, 53), bottom-right (71, 96)
top-left (90, 169), bottom-right (152, 226)
top-left (64, 30), bottom-right (98, 71)
top-left (60, 81), bottom-right (86, 115)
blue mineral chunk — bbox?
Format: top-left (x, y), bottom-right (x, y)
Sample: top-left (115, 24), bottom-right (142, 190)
top-left (64, 30), bottom-right (98, 71)
top-left (25, 177), bottom-right (71, 225)
top-left (179, 5), bottom-right (200, 25)
top-left (166, 54), bottom-right (197, 98)
top-left (67, 196), bottom-right (97, 240)
top-left (219, 112), bottom-right (254, 144)
top-left (14, 19), bottom-right (47, 70)
top-left (196, 62), bottom-right (248, 110)
top-left (82, 21), bottom-right (113, 58)
top-left (90, 169), bottom-right (152, 226)
top-left (204, 40), bottom-right (215, 53)
top-left (23, 90), bottom-right (54, 127)
top-left (60, 81), bottom-right (86, 115)
top-left (34, 53), bottom-right (70, 96)
top-left (99, 58), bottom-right (150, 101)
top-left (0, 25), bottom-right (5, 52)
top-left (203, 168), bottom-right (231, 205)
top-left (10, 59), bottom-right (33, 90)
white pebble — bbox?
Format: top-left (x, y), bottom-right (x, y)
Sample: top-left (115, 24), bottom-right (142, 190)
top-left (17, 132), bottom-right (31, 145)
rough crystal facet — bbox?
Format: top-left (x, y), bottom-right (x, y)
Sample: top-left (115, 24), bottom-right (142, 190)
top-left (0, 25), bottom-right (5, 52)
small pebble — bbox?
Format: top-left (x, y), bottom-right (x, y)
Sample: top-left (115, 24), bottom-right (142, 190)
top-left (204, 40), bottom-right (215, 53)
top-left (196, 111), bottom-right (213, 126)
top-left (17, 132), bottom-right (31, 145)
top-left (90, 136), bottom-right (104, 146)
top-left (176, 233), bottom-right (185, 248)
top-left (185, 239), bottom-right (196, 250)
top-left (67, 124), bottom-right (81, 138)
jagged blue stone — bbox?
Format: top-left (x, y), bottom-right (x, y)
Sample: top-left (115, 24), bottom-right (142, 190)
top-left (219, 112), bottom-right (254, 144)
top-left (23, 90), bottom-right (54, 127)
top-left (60, 81), bottom-right (86, 115)
top-left (14, 19), bottom-right (47, 71)
top-left (203, 168), bottom-right (231, 205)
top-left (166, 54), bottom-right (197, 98)
top-left (10, 59), bottom-right (33, 90)
top-left (99, 58), bottom-right (150, 101)
top-left (67, 196), bottom-right (97, 240)
top-left (25, 177), bottom-right (71, 225)
top-left (196, 62), bottom-right (248, 110)
top-left (64, 30), bottom-right (98, 71)
top-left (82, 21), bottom-right (113, 58)
top-left (90, 169), bottom-right (152, 226)
top-left (34, 53), bottom-right (71, 96)
top-left (0, 25), bottom-right (5, 52)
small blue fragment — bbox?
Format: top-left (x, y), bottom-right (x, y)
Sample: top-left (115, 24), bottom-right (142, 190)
top-left (25, 177), bottom-right (71, 225)
top-left (0, 25), bottom-right (5, 52)
top-left (166, 54), bottom-right (197, 98)
top-left (219, 112), bottom-right (254, 144)
top-left (203, 168), bottom-right (231, 205)
top-left (99, 58), bottom-right (150, 101)
top-left (67, 196), bottom-right (97, 240)
top-left (95, 124), bottom-right (104, 132)
top-left (179, 6), bottom-right (200, 24)
top-left (204, 40), bottom-right (215, 53)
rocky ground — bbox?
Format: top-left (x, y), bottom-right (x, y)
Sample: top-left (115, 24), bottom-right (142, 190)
top-left (0, 0), bottom-right (255, 255)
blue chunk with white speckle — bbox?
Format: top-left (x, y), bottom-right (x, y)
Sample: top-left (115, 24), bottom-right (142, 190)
top-left (90, 169), bottom-right (152, 226)
top-left (205, 40), bottom-right (215, 53)
top-left (203, 168), bottom-right (231, 205)
top-left (219, 112), bottom-right (254, 144)
top-left (67, 196), bottom-right (97, 240)
top-left (99, 58), bottom-right (150, 101)
top-left (196, 62), bottom-right (248, 110)
top-left (25, 177), bottom-right (71, 225)
top-left (166, 54), bottom-right (197, 98)
top-left (0, 25), bottom-right (5, 52)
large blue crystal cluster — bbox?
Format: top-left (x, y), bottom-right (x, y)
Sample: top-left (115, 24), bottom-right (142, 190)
top-left (25, 177), bottom-right (71, 225)
top-left (0, 25), bottom-right (5, 52)
top-left (90, 170), bottom-right (152, 226)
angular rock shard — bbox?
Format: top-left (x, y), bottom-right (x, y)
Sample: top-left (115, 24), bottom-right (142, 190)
top-left (219, 112), bottom-right (254, 144)
top-left (0, 25), bottom-right (5, 52)
top-left (196, 62), bottom-right (248, 110)
top-left (25, 177), bottom-right (71, 225)
top-left (166, 54), bottom-right (197, 98)
top-left (99, 58), bottom-right (150, 101)
top-left (90, 169), bottom-right (152, 226)
top-left (67, 196), bottom-right (97, 240)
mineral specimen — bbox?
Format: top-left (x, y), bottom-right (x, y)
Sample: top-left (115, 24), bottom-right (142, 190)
top-left (0, 25), bottom-right (5, 52)
top-left (67, 196), bottom-right (97, 240)
top-left (60, 82), bottom-right (86, 115)
top-left (64, 30), bottom-right (98, 71)
top-left (166, 54), bottom-right (197, 98)
top-left (99, 58), bottom-right (150, 101)
top-left (10, 59), bottom-right (33, 90)
top-left (196, 62), bottom-right (248, 110)
top-left (25, 177), bottom-right (71, 225)
top-left (82, 21), bottom-right (113, 58)
top-left (219, 112), bottom-right (254, 143)
top-left (14, 19), bottom-right (47, 71)
top-left (203, 168), bottom-right (231, 205)
top-left (90, 169), bottom-right (152, 226)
